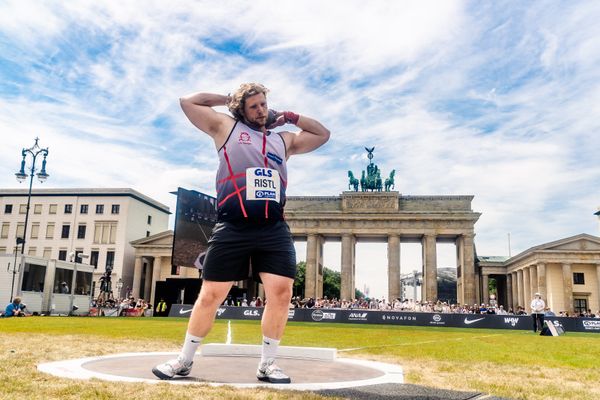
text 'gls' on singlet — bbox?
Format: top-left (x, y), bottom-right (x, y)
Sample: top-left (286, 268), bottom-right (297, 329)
top-left (216, 120), bottom-right (288, 223)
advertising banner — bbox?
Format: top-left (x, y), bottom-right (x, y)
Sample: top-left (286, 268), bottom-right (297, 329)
top-left (167, 305), bottom-right (599, 333)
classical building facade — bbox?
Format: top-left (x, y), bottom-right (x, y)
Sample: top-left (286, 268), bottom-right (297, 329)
top-left (0, 188), bottom-right (170, 296)
top-left (478, 234), bottom-right (600, 314)
top-left (130, 230), bottom-right (196, 306)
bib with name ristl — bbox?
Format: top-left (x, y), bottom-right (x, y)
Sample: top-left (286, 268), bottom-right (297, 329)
top-left (246, 167), bottom-right (280, 202)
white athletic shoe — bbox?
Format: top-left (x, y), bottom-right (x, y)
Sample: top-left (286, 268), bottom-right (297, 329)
top-left (152, 355), bottom-right (193, 380)
top-left (256, 359), bottom-right (291, 384)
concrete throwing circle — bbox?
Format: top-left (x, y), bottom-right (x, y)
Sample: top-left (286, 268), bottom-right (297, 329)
top-left (37, 351), bottom-right (404, 391)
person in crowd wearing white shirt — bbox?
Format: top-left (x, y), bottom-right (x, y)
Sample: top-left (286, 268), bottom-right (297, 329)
top-left (530, 292), bottom-right (546, 333)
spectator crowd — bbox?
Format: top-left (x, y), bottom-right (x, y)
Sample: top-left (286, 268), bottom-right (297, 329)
top-left (227, 296), bottom-right (600, 318)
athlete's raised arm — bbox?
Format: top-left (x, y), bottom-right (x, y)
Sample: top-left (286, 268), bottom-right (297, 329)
top-left (180, 92), bottom-right (235, 149)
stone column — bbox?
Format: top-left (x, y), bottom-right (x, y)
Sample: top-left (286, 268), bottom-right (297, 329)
top-left (132, 256), bottom-right (143, 299)
top-left (341, 234), bottom-right (356, 301)
top-left (517, 269), bottom-right (524, 309)
top-left (462, 233), bottom-right (476, 305)
top-left (511, 272), bottom-right (518, 310)
top-left (562, 263), bottom-right (574, 314)
top-left (523, 267), bottom-right (531, 311)
top-left (537, 263), bottom-right (547, 300)
top-left (351, 238), bottom-right (356, 300)
top-left (316, 236), bottom-right (324, 299)
top-left (597, 264), bottom-right (600, 312)
top-left (455, 236), bottom-right (464, 304)
top-left (144, 261), bottom-right (152, 300)
top-left (482, 274), bottom-right (489, 305)
top-left (150, 256), bottom-right (162, 307)
top-left (387, 235), bottom-right (401, 301)
top-left (506, 273), bottom-right (513, 310)
top-left (422, 234), bottom-right (438, 302)
top-left (529, 266), bottom-right (538, 299)
top-left (305, 234), bottom-right (318, 299)
top-left (305, 234), bottom-right (323, 299)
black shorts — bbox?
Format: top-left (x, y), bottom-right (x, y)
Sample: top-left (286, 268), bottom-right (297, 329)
top-left (201, 220), bottom-right (297, 282)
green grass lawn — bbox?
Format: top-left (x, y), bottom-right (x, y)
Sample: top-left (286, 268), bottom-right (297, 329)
top-left (1, 317), bottom-right (599, 399)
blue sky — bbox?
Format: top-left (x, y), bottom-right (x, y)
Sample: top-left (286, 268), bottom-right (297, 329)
top-left (1, 1), bottom-right (599, 298)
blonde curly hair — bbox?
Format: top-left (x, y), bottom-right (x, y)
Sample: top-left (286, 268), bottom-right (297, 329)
top-left (227, 83), bottom-right (269, 121)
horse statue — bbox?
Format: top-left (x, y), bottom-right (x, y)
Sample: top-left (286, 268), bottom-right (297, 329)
top-left (385, 169), bottom-right (395, 191)
top-left (375, 171), bottom-right (383, 192)
top-left (347, 171), bottom-right (359, 191)
top-left (360, 171), bottom-right (367, 192)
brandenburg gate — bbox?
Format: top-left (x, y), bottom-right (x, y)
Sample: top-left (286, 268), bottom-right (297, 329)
top-left (285, 192), bottom-right (481, 305)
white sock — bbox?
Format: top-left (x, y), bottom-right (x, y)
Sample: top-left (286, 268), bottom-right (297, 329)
top-left (180, 332), bottom-right (203, 363)
top-left (260, 336), bottom-right (280, 364)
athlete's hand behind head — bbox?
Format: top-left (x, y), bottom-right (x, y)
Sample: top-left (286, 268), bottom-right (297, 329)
top-left (266, 109), bottom-right (280, 128)
top-left (266, 110), bottom-right (299, 130)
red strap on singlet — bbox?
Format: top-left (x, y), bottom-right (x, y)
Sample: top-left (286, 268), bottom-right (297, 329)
top-left (262, 132), bottom-right (269, 219)
top-left (222, 145), bottom-right (248, 218)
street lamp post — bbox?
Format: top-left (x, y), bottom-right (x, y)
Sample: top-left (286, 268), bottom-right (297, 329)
top-left (15, 138), bottom-right (50, 255)
top-left (7, 238), bottom-right (25, 302)
top-left (12, 138), bottom-right (49, 301)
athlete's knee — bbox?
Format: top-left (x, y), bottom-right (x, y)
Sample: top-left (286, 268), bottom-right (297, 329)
top-left (196, 289), bottom-right (225, 309)
top-left (266, 284), bottom-right (292, 304)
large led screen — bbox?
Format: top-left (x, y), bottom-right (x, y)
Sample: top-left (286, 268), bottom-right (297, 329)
top-left (172, 187), bottom-right (217, 269)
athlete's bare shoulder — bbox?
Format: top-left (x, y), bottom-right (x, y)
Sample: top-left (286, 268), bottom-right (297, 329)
top-left (180, 92), bottom-right (236, 149)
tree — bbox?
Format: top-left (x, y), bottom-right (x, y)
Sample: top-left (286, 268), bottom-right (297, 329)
top-left (293, 261), bottom-right (306, 297)
top-left (293, 262), bottom-right (342, 299)
top-left (489, 278), bottom-right (497, 295)
top-left (323, 267), bottom-right (340, 299)
top-left (354, 288), bottom-right (366, 300)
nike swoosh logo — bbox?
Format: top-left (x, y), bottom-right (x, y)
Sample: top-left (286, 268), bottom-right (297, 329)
top-left (464, 317), bottom-right (485, 325)
top-left (179, 308), bottom-right (193, 314)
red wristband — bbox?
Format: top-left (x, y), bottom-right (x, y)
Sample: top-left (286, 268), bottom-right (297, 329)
top-left (283, 111), bottom-right (300, 125)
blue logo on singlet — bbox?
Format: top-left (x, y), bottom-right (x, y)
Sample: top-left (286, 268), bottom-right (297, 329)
top-left (256, 190), bottom-right (277, 199)
top-left (267, 152), bottom-right (283, 165)
top-left (254, 168), bottom-right (273, 177)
